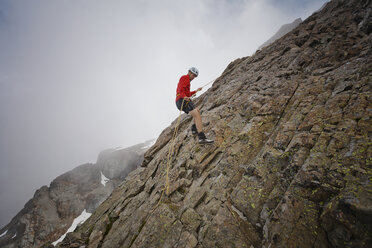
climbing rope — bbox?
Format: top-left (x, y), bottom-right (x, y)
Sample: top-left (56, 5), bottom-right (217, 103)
top-left (163, 78), bottom-right (217, 196)
top-left (153, 98), bottom-right (186, 210)
top-left (153, 77), bottom-right (217, 209)
top-left (165, 98), bottom-right (185, 195)
top-left (200, 78), bottom-right (216, 88)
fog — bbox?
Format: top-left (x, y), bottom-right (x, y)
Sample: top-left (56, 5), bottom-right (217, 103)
top-left (0, 0), bottom-right (328, 228)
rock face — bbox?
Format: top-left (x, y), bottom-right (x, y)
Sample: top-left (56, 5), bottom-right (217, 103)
top-left (0, 140), bottom-right (154, 248)
top-left (38, 0), bottom-right (372, 247)
top-left (259, 18), bottom-right (302, 50)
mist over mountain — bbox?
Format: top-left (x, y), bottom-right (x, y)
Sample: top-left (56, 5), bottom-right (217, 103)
top-left (0, 140), bottom-right (154, 248)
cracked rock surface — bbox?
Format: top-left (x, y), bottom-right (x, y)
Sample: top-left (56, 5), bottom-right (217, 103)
top-left (56, 0), bottom-right (371, 247)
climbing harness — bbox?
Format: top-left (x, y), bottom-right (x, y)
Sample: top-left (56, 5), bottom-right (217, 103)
top-left (153, 77), bottom-right (217, 209)
top-left (145, 77), bottom-right (219, 232)
top-left (164, 78), bottom-right (217, 193)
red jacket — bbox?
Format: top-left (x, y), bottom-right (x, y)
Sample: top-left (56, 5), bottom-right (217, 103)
top-left (176, 74), bottom-right (196, 102)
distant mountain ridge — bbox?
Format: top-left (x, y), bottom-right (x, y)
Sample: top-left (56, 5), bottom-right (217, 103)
top-left (259, 18), bottom-right (302, 50)
top-left (0, 139), bottom-right (155, 248)
top-left (258, 1), bottom-right (330, 50)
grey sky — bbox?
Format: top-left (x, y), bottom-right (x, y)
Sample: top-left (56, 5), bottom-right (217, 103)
top-left (0, 0), bottom-right (328, 228)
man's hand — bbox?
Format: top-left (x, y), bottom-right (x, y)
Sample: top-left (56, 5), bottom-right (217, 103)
top-left (196, 87), bottom-right (202, 92)
top-left (184, 97), bottom-right (190, 101)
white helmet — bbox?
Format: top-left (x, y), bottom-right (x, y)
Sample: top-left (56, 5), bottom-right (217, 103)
top-left (189, 67), bottom-right (199, 77)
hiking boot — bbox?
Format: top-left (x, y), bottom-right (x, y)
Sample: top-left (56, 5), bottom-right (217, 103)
top-left (191, 124), bottom-right (198, 135)
top-left (198, 132), bottom-right (214, 144)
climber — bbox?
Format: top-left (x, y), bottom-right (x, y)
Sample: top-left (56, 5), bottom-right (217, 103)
top-left (176, 67), bottom-right (214, 144)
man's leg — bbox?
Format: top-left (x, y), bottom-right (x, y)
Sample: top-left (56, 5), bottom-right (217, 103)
top-left (189, 107), bottom-right (213, 144)
top-left (190, 109), bottom-right (202, 132)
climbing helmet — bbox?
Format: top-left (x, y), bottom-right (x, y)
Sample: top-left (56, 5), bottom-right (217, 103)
top-left (189, 67), bottom-right (199, 77)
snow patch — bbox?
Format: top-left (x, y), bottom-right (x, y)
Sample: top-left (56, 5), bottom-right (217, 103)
top-left (11, 233), bottom-right (16, 239)
top-left (0, 230), bottom-right (7, 238)
top-left (100, 171), bottom-right (110, 186)
top-left (142, 140), bottom-right (156, 149)
top-left (112, 146), bottom-right (124, 152)
top-left (52, 209), bottom-right (91, 246)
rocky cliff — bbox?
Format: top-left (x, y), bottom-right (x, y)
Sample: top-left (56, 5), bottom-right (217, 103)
top-left (0, 140), bottom-right (154, 248)
top-left (54, 0), bottom-right (372, 247)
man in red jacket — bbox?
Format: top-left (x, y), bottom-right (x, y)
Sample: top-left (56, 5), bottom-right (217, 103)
top-left (176, 67), bottom-right (214, 144)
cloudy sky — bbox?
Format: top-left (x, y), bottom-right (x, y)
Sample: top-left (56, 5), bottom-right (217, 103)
top-left (0, 0), bottom-right (328, 227)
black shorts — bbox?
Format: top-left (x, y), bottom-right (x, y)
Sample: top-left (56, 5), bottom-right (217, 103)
top-left (176, 98), bottom-right (195, 114)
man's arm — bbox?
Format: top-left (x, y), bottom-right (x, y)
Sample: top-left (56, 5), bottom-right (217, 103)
top-left (187, 87), bottom-right (202, 97)
top-left (188, 90), bottom-right (196, 97)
